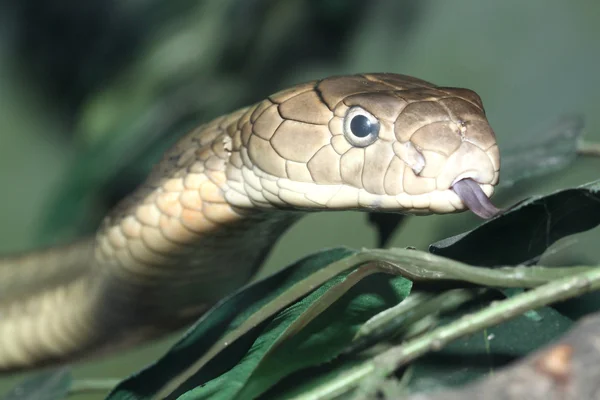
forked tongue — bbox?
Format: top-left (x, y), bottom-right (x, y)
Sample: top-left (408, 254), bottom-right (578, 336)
top-left (451, 178), bottom-right (501, 219)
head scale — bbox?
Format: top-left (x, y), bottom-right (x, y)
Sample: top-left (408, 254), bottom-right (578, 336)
top-left (226, 73), bottom-right (500, 218)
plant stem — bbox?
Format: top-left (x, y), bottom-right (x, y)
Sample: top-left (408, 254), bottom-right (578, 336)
top-left (67, 379), bottom-right (121, 397)
top-left (289, 265), bottom-right (600, 400)
top-left (156, 247), bottom-right (597, 398)
top-left (346, 289), bottom-right (485, 356)
top-left (353, 291), bottom-right (435, 339)
top-left (364, 248), bottom-right (595, 287)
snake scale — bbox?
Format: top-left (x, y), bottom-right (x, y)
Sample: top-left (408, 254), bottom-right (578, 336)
top-left (0, 73), bottom-right (500, 373)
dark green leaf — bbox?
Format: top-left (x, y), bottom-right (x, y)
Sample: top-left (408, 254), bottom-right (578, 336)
top-left (2, 368), bottom-right (72, 400)
top-left (405, 292), bottom-right (573, 394)
top-left (107, 247), bottom-right (412, 400)
top-left (498, 115), bottom-right (585, 187)
top-left (429, 180), bottom-right (600, 266)
top-left (180, 268), bottom-right (411, 399)
top-left (106, 247), bottom-right (358, 400)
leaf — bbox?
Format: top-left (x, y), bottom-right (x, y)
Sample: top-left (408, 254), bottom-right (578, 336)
top-left (107, 247), bottom-right (358, 399)
top-left (498, 114), bottom-right (585, 188)
top-left (429, 179), bottom-right (600, 266)
top-left (1, 368), bottom-right (72, 400)
top-left (107, 246), bottom-right (412, 399)
top-left (263, 289), bottom-right (573, 399)
top-left (404, 292), bottom-right (573, 394)
top-left (180, 266), bottom-right (411, 400)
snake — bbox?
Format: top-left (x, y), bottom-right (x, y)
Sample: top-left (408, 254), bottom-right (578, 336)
top-left (0, 73), bottom-right (501, 373)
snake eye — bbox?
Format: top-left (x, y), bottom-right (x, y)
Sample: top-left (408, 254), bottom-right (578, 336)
top-left (343, 106), bottom-right (380, 147)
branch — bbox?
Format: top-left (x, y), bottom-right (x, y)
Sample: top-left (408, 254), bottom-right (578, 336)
top-left (287, 264), bottom-right (600, 400)
top-left (67, 379), bottom-right (120, 397)
top-left (400, 310), bottom-right (600, 400)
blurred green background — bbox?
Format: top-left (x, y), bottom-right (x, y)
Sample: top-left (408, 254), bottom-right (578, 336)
top-left (0, 0), bottom-right (598, 398)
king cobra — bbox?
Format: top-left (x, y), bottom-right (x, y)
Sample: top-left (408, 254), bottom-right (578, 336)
top-left (0, 73), bottom-right (500, 373)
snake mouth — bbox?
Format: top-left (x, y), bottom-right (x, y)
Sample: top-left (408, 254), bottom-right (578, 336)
top-left (451, 178), bottom-right (501, 219)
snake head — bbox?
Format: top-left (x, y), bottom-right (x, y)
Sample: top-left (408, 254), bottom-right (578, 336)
top-left (229, 73), bottom-right (501, 219)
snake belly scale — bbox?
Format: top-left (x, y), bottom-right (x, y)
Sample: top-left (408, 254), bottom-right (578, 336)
top-left (0, 73), bottom-right (500, 372)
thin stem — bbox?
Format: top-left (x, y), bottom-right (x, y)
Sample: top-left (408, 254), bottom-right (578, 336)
top-left (155, 246), bottom-right (597, 398)
top-left (353, 291), bottom-right (435, 339)
top-left (364, 248), bottom-right (595, 287)
top-left (345, 289), bottom-right (484, 356)
top-left (67, 379), bottom-right (121, 397)
top-left (288, 264), bottom-right (600, 400)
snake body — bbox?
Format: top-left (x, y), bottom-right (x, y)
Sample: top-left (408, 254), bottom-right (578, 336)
top-left (0, 73), bottom-right (500, 373)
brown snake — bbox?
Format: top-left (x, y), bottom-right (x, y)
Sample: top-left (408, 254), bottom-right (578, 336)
top-left (0, 73), bottom-right (500, 373)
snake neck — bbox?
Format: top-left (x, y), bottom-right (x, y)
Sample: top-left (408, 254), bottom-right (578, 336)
top-left (90, 104), bottom-right (301, 327)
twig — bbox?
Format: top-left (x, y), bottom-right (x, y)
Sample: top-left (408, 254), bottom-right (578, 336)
top-left (363, 248), bottom-right (595, 287)
top-left (345, 289), bottom-right (485, 356)
top-left (401, 310), bottom-right (600, 400)
top-left (287, 264), bottom-right (600, 400)
top-left (353, 291), bottom-right (435, 339)
top-left (67, 379), bottom-right (121, 397)
top-left (155, 247), bottom-right (597, 398)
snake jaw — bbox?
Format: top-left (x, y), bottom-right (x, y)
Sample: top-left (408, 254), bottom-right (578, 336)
top-left (451, 177), bottom-right (501, 219)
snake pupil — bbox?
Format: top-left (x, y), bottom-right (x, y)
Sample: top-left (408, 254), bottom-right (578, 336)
top-left (350, 115), bottom-right (374, 138)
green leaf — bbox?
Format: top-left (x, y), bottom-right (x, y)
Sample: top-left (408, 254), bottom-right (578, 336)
top-left (107, 247), bottom-right (412, 400)
top-left (430, 179), bottom-right (600, 266)
top-left (262, 289), bottom-right (573, 399)
top-left (1, 368), bottom-right (72, 400)
top-left (498, 115), bottom-right (585, 187)
top-left (404, 292), bottom-right (573, 394)
top-left (105, 247), bottom-right (354, 399)
top-left (181, 267), bottom-right (411, 400)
